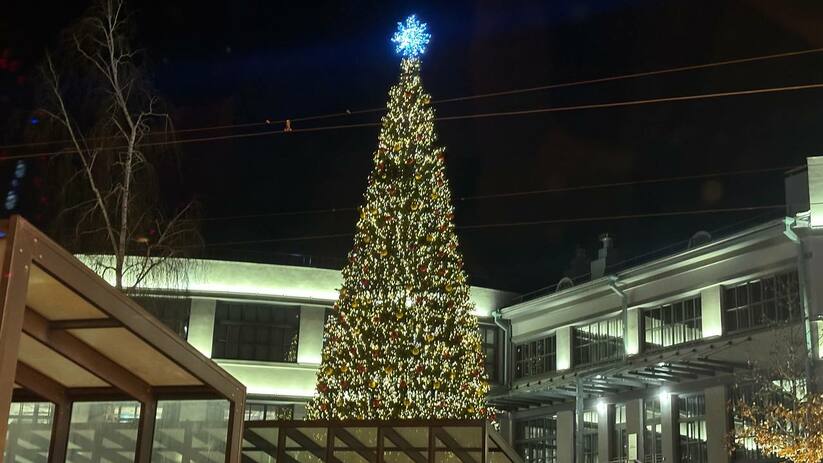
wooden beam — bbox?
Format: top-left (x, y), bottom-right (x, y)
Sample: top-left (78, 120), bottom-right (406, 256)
top-left (49, 401), bottom-right (72, 463)
top-left (226, 394), bottom-right (246, 463)
top-left (243, 429), bottom-right (278, 459)
top-left (432, 427), bottom-right (478, 463)
top-left (285, 428), bottom-right (342, 463)
top-left (336, 427), bottom-right (377, 463)
top-left (28, 224), bottom-right (244, 402)
top-left (135, 397), bottom-right (157, 463)
top-left (22, 309), bottom-right (153, 404)
top-left (14, 362), bottom-right (67, 405)
top-left (383, 427), bottom-right (427, 463)
top-left (50, 318), bottom-right (122, 330)
top-left (0, 216), bottom-right (33, 463)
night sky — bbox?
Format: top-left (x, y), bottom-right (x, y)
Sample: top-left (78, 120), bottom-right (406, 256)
top-left (4, 0), bottom-right (823, 293)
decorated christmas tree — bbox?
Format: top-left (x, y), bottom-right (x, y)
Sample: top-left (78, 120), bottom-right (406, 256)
top-left (305, 16), bottom-right (490, 420)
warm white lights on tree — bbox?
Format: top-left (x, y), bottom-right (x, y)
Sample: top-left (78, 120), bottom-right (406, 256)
top-left (305, 17), bottom-right (490, 420)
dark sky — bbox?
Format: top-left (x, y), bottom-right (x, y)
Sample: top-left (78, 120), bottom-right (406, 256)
top-left (4, 0), bottom-right (823, 293)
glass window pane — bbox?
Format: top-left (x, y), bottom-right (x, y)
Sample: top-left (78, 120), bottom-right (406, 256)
top-left (212, 301), bottom-right (301, 362)
top-left (153, 400), bottom-right (230, 462)
top-left (5, 402), bottom-right (54, 462)
top-left (67, 401), bottom-right (140, 463)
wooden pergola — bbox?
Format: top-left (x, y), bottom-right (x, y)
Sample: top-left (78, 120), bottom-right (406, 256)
top-left (241, 419), bottom-right (522, 463)
top-left (0, 216), bottom-right (247, 462)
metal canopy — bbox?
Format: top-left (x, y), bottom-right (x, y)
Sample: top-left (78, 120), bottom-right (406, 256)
top-left (0, 216), bottom-right (247, 463)
top-left (241, 419), bottom-right (522, 463)
top-left (489, 337), bottom-right (752, 410)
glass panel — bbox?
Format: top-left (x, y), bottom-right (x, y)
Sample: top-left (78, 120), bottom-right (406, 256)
top-left (5, 402), bottom-right (54, 463)
top-left (334, 427), bottom-right (378, 463)
top-left (152, 399), bottom-right (230, 463)
top-left (514, 335), bottom-right (556, 380)
top-left (722, 271), bottom-right (801, 333)
top-left (285, 428), bottom-right (327, 463)
top-left (514, 416), bottom-right (557, 463)
top-left (574, 315), bottom-right (623, 366)
top-left (66, 401), bottom-right (140, 463)
top-left (643, 295), bottom-right (703, 351)
top-left (212, 301), bottom-right (300, 362)
top-left (131, 295), bottom-right (191, 339)
top-left (384, 427), bottom-right (427, 463)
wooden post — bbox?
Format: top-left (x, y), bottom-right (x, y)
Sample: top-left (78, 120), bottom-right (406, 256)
top-left (0, 217), bottom-right (33, 463)
top-left (48, 401), bottom-right (72, 463)
top-left (226, 395), bottom-right (246, 463)
top-left (135, 397), bottom-right (157, 463)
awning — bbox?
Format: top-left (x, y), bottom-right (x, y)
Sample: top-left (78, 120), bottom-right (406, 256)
top-left (0, 216), bottom-right (247, 463)
top-left (489, 335), bottom-right (753, 410)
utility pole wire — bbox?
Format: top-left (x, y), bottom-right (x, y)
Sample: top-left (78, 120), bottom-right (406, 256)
top-left (4, 45), bottom-right (823, 151)
top-left (4, 81), bottom-right (823, 162)
top-left (193, 204), bottom-right (786, 248)
top-left (192, 164), bottom-right (796, 223)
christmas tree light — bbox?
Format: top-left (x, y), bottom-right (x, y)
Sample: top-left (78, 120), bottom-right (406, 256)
top-left (305, 17), bottom-right (490, 420)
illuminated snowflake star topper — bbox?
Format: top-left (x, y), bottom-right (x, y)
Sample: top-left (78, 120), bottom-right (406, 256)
top-left (391, 15), bottom-right (431, 58)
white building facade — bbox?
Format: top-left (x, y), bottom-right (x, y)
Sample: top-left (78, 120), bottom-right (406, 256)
top-left (489, 158), bottom-right (823, 463)
top-left (102, 157), bottom-right (823, 463)
top-left (126, 259), bottom-right (515, 421)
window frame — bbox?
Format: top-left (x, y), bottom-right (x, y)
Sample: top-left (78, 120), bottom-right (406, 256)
top-left (722, 270), bottom-right (801, 334)
top-left (678, 393), bottom-right (708, 463)
top-left (479, 323), bottom-right (501, 384)
top-left (514, 335), bottom-right (557, 379)
top-left (643, 295), bottom-right (703, 351)
top-left (514, 416), bottom-right (558, 463)
top-left (573, 315), bottom-right (623, 367)
top-left (211, 300), bottom-right (301, 363)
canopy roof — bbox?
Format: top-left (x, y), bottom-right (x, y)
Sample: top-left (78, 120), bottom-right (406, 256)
top-left (0, 216), bottom-right (246, 462)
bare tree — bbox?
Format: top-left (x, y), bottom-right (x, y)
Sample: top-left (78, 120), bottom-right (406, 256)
top-left (40, 0), bottom-right (199, 292)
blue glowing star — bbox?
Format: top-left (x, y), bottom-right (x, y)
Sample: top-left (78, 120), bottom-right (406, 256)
top-left (391, 15), bottom-right (431, 58)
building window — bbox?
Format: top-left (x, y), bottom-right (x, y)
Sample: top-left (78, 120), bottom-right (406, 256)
top-left (131, 295), bottom-right (190, 339)
top-left (245, 403), bottom-right (294, 421)
top-left (514, 335), bottom-right (556, 379)
top-left (582, 411), bottom-right (598, 463)
top-left (574, 316), bottom-right (622, 366)
top-left (644, 296), bottom-right (702, 350)
top-left (678, 394), bottom-right (707, 463)
top-left (644, 397), bottom-right (662, 463)
top-left (5, 403), bottom-right (54, 462)
top-left (8, 402), bottom-right (53, 424)
top-left (212, 301), bottom-right (300, 362)
top-left (723, 270), bottom-right (801, 333)
top-left (613, 404), bottom-right (628, 461)
top-left (514, 416), bottom-right (557, 463)
top-left (479, 324), bottom-right (500, 384)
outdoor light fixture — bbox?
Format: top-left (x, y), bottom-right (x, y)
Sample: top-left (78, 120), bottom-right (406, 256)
top-left (658, 390), bottom-right (671, 401)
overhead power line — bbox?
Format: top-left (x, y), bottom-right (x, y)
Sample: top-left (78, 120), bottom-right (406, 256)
top-left (4, 81), bottom-right (823, 162)
top-left (3, 46), bottom-right (823, 152)
top-left (194, 164), bottom-right (796, 223)
top-left (196, 204), bottom-right (785, 248)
